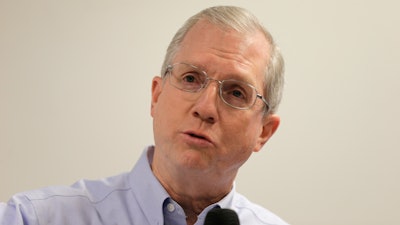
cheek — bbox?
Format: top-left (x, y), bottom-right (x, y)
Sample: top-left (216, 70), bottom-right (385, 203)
top-left (220, 116), bottom-right (261, 157)
top-left (153, 88), bottom-right (190, 138)
top-left (155, 88), bottom-right (182, 118)
top-left (153, 91), bottom-right (176, 139)
top-left (224, 115), bottom-right (260, 142)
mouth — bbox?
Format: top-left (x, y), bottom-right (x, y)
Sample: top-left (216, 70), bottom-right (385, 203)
top-left (186, 132), bottom-right (207, 140)
top-left (184, 131), bottom-right (213, 145)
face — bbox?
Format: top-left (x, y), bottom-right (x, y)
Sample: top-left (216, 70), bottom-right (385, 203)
top-left (151, 20), bottom-right (280, 178)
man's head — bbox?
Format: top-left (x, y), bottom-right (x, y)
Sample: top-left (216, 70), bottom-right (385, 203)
top-left (150, 6), bottom-right (284, 196)
top-left (161, 6), bottom-right (284, 114)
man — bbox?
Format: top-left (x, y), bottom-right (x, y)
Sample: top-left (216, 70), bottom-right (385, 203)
top-left (0, 6), bottom-right (288, 225)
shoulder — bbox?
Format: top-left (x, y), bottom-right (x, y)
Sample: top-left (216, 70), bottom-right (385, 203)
top-left (2, 172), bottom-right (132, 225)
top-left (22, 172), bottom-right (131, 203)
top-left (232, 192), bottom-right (290, 225)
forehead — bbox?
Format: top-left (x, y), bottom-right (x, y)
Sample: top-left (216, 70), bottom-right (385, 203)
top-left (173, 20), bottom-right (270, 86)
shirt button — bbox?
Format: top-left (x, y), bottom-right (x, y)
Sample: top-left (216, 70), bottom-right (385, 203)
top-left (167, 203), bottom-right (175, 212)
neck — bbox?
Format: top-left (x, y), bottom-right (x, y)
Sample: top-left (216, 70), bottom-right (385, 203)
top-left (151, 153), bottom-right (237, 222)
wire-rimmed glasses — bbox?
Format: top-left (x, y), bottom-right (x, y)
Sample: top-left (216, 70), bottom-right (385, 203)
top-left (164, 63), bottom-right (270, 111)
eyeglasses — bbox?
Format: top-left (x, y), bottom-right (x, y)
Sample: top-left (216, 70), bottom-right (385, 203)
top-left (164, 63), bottom-right (270, 111)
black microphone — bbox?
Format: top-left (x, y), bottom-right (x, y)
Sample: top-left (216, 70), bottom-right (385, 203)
top-left (204, 208), bottom-right (240, 225)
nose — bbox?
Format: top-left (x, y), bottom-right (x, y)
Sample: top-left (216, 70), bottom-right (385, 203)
top-left (192, 81), bottom-right (220, 124)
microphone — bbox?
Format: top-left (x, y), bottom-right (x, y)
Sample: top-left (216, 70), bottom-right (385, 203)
top-left (204, 208), bottom-right (240, 225)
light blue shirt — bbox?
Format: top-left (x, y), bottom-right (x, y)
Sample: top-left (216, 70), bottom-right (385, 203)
top-left (0, 146), bottom-right (289, 225)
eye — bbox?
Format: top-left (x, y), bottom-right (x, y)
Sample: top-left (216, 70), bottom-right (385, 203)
top-left (221, 80), bottom-right (255, 107)
top-left (231, 89), bottom-right (245, 99)
top-left (177, 71), bottom-right (205, 91)
top-left (182, 73), bottom-right (198, 83)
top-left (223, 83), bottom-right (249, 101)
top-left (222, 81), bottom-right (249, 99)
top-left (227, 87), bottom-right (248, 102)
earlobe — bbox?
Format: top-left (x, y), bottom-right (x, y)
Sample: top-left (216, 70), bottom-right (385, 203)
top-left (254, 114), bottom-right (280, 152)
top-left (151, 76), bottom-right (163, 117)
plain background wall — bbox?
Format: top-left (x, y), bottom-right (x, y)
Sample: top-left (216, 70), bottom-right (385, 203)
top-left (1, 0), bottom-right (399, 224)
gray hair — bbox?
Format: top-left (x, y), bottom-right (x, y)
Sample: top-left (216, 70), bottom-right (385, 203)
top-left (161, 6), bottom-right (284, 114)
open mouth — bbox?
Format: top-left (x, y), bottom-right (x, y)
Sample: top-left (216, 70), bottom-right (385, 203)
top-left (183, 131), bottom-right (214, 147)
top-left (185, 131), bottom-right (211, 142)
top-left (188, 133), bottom-right (206, 140)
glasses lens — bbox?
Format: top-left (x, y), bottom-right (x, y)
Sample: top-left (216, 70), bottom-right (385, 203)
top-left (220, 80), bottom-right (256, 109)
top-left (169, 63), bottom-right (206, 92)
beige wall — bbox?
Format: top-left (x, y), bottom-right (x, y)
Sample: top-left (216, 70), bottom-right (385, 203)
top-left (1, 1), bottom-right (399, 224)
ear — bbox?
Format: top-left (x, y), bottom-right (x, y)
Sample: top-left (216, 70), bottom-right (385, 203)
top-left (151, 76), bottom-right (163, 117)
top-left (253, 114), bottom-right (280, 152)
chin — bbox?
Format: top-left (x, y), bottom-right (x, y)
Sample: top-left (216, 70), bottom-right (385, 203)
top-left (178, 150), bottom-right (210, 170)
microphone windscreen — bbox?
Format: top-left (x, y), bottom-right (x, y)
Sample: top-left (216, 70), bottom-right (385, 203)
top-left (204, 208), bottom-right (240, 225)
